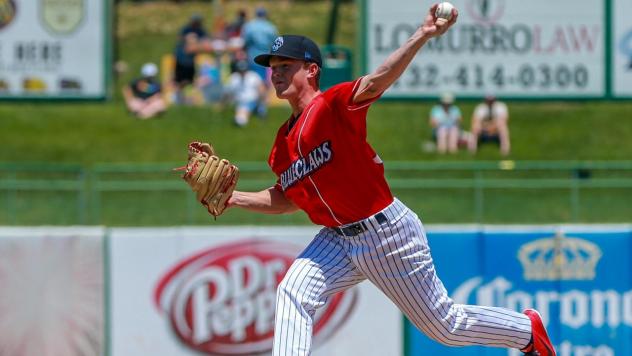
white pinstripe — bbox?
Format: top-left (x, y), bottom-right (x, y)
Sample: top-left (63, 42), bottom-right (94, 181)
top-left (272, 199), bottom-right (532, 355)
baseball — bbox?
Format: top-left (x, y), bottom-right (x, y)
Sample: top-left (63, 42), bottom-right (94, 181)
top-left (435, 2), bottom-right (455, 20)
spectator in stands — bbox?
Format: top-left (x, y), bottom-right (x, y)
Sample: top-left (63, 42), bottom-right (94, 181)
top-left (469, 93), bottom-right (511, 155)
top-left (222, 10), bottom-right (247, 60)
top-left (173, 14), bottom-right (208, 103)
top-left (122, 63), bottom-right (167, 120)
top-left (242, 7), bottom-right (278, 80)
top-left (179, 13), bottom-right (207, 39)
top-left (224, 9), bottom-right (247, 40)
top-left (429, 92), bottom-right (464, 154)
top-left (196, 55), bottom-right (223, 104)
top-left (224, 59), bottom-right (266, 127)
top-left (241, 6), bottom-right (278, 116)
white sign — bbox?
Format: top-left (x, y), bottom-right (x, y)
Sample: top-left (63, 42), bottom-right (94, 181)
top-left (0, 227), bottom-right (106, 356)
top-left (612, 0), bottom-right (632, 97)
top-left (109, 227), bottom-right (402, 356)
top-left (0, 0), bottom-right (109, 98)
top-left (366, 0), bottom-right (605, 98)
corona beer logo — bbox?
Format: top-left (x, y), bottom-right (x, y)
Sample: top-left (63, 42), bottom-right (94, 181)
top-left (453, 276), bottom-right (632, 329)
top-left (518, 232), bottom-right (602, 281)
top-left (0, 0), bottom-right (16, 30)
top-left (465, 0), bottom-right (506, 25)
top-left (154, 240), bottom-right (357, 355)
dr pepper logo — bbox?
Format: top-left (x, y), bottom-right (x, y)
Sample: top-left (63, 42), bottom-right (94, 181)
top-left (154, 240), bottom-right (357, 355)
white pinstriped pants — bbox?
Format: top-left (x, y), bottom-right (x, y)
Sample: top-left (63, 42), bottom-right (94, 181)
top-left (272, 198), bottom-right (532, 355)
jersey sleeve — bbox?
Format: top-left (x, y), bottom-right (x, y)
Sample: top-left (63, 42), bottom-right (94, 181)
top-left (330, 77), bottom-right (383, 112)
top-left (272, 181), bottom-right (283, 193)
top-left (326, 77), bottom-right (383, 133)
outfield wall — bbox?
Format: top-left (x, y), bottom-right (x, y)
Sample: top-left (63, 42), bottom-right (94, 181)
top-left (406, 225), bottom-right (632, 356)
top-left (1, 225), bottom-right (630, 356)
top-left (109, 227), bottom-right (402, 356)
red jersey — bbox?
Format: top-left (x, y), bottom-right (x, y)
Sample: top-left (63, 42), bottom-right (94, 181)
top-left (268, 78), bottom-right (394, 227)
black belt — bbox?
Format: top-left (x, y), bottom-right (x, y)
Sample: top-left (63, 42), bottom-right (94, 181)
top-left (332, 212), bottom-right (388, 236)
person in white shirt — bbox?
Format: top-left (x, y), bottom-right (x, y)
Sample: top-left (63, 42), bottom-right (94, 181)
top-left (225, 59), bottom-right (266, 127)
top-left (470, 93), bottom-right (511, 155)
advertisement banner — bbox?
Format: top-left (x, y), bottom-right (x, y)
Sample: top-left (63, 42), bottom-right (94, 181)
top-left (406, 226), bottom-right (632, 356)
top-left (109, 227), bottom-right (403, 356)
top-left (612, 0), bottom-right (632, 97)
top-left (365, 0), bottom-right (606, 99)
top-left (0, 0), bottom-right (109, 99)
top-left (0, 227), bottom-right (106, 356)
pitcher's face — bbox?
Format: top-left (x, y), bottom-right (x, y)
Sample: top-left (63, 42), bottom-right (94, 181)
top-left (269, 57), bottom-right (309, 99)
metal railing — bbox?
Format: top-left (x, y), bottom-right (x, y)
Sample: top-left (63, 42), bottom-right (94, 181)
top-left (1, 161), bottom-right (632, 225)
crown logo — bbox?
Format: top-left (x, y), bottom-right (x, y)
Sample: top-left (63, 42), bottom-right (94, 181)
top-left (517, 231), bottom-right (602, 281)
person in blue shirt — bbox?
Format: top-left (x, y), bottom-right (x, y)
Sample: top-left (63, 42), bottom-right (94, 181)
top-left (429, 92), bottom-right (463, 154)
top-left (240, 7), bottom-right (278, 117)
top-left (241, 7), bottom-right (278, 81)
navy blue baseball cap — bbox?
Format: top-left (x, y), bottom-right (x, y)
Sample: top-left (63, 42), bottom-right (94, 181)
top-left (254, 35), bottom-right (323, 68)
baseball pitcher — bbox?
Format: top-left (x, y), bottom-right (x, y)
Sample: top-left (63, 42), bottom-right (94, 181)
top-left (179, 3), bottom-right (556, 356)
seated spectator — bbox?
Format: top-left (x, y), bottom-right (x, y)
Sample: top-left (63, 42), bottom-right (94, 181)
top-left (429, 92), bottom-right (463, 154)
top-left (122, 63), bottom-right (167, 120)
top-left (469, 93), bottom-right (511, 155)
top-left (224, 59), bottom-right (266, 127)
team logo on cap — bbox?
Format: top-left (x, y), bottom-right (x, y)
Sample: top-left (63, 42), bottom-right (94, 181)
top-left (272, 36), bottom-right (284, 52)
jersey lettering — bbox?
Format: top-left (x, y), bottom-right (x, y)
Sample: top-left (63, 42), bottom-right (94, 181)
top-left (268, 79), bottom-right (393, 226)
top-left (280, 141), bottom-right (332, 191)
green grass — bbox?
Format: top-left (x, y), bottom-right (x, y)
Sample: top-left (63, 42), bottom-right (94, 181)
top-left (1, 1), bottom-right (632, 226)
top-left (3, 100), bottom-right (632, 163)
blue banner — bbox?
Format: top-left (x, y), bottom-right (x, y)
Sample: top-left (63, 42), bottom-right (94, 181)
top-left (406, 227), bottom-right (632, 356)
